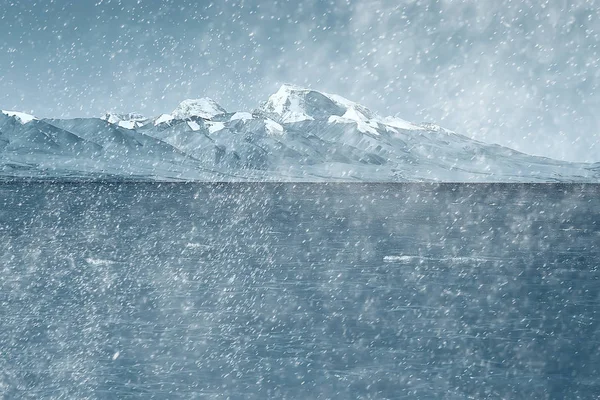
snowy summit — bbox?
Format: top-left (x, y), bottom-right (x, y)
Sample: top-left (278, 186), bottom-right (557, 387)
top-left (171, 98), bottom-right (227, 120)
top-left (261, 84), bottom-right (420, 135)
top-left (1, 110), bottom-right (37, 124)
top-left (261, 84), bottom-right (374, 124)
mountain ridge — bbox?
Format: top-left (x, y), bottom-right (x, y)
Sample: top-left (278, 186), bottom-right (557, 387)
top-left (1, 85), bottom-right (598, 182)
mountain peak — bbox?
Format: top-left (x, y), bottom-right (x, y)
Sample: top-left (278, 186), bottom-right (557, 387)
top-left (102, 112), bottom-right (147, 123)
top-left (261, 84), bottom-right (376, 124)
top-left (101, 112), bottom-right (149, 129)
top-left (172, 98), bottom-right (226, 120)
top-left (1, 110), bottom-right (37, 124)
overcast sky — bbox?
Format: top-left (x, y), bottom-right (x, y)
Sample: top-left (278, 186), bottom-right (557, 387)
top-left (0, 0), bottom-right (598, 162)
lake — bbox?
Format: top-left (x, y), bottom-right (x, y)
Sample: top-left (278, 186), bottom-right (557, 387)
top-left (0, 183), bottom-right (599, 399)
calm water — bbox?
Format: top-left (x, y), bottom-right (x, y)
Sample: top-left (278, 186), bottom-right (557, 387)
top-left (0, 183), bottom-right (599, 399)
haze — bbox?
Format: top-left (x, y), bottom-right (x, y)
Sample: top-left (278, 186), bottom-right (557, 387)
top-left (1, 0), bottom-right (598, 162)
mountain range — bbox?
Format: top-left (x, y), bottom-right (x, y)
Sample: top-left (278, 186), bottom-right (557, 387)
top-left (1, 84), bottom-right (598, 182)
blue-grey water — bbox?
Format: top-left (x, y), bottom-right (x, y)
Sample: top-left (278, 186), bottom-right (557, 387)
top-left (0, 183), bottom-right (599, 399)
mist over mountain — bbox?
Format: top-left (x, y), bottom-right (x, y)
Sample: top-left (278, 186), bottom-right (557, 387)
top-left (1, 85), bottom-right (598, 182)
top-left (2, 0), bottom-right (599, 163)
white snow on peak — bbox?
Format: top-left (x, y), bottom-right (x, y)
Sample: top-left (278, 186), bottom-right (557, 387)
top-left (263, 84), bottom-right (425, 136)
top-left (327, 93), bottom-right (375, 118)
top-left (1, 110), bottom-right (37, 124)
top-left (329, 107), bottom-right (380, 136)
top-left (154, 113), bottom-right (174, 126)
top-left (117, 121), bottom-right (135, 129)
top-left (271, 85), bottom-right (374, 118)
top-left (262, 84), bottom-right (316, 123)
top-left (102, 112), bottom-right (146, 124)
top-left (172, 98), bottom-right (226, 120)
top-left (262, 84), bottom-right (383, 128)
top-left (230, 112), bottom-right (253, 121)
top-left (102, 112), bottom-right (148, 129)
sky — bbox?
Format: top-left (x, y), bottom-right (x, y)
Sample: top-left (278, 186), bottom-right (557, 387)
top-left (0, 0), bottom-right (598, 162)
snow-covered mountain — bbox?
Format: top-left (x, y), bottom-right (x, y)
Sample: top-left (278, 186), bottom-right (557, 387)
top-left (171, 98), bottom-right (226, 120)
top-left (1, 86), bottom-right (598, 181)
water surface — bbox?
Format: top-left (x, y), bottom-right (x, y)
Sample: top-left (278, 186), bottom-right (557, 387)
top-left (1, 183), bottom-right (599, 399)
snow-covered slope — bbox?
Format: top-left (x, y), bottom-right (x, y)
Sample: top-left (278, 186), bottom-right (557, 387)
top-left (1, 85), bottom-right (598, 182)
top-left (172, 98), bottom-right (226, 120)
top-left (101, 112), bottom-right (149, 129)
top-left (1, 110), bottom-right (37, 124)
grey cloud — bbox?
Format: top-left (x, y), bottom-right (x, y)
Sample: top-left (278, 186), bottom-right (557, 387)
top-left (0, 0), bottom-right (598, 161)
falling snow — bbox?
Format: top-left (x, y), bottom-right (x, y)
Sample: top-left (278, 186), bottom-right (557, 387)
top-left (1, 0), bottom-right (599, 161)
top-left (0, 1), bottom-right (599, 399)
